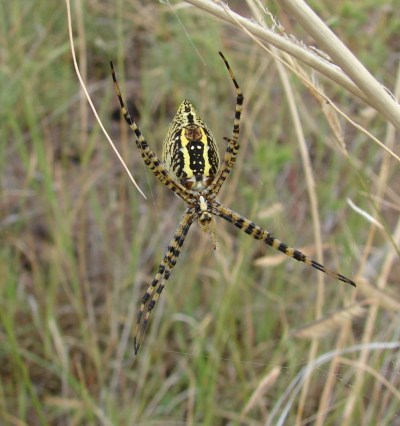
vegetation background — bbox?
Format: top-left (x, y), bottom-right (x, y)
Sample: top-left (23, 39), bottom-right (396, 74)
top-left (1, 0), bottom-right (399, 424)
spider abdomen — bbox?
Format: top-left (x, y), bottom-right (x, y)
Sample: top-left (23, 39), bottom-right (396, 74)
top-left (162, 100), bottom-right (220, 190)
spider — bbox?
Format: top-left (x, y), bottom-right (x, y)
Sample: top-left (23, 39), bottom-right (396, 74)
top-left (110, 52), bottom-right (356, 355)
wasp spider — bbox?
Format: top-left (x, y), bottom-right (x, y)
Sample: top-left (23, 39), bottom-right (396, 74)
top-left (111, 52), bottom-right (356, 355)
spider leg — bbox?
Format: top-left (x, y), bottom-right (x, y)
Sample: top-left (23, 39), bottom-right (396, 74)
top-left (134, 209), bottom-right (197, 355)
top-left (110, 61), bottom-right (194, 203)
top-left (211, 202), bottom-right (356, 287)
top-left (206, 52), bottom-right (243, 198)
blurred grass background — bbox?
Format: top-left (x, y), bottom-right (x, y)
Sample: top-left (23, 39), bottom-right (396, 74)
top-left (1, 0), bottom-right (399, 425)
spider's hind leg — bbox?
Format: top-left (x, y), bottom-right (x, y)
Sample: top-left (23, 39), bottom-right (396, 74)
top-left (211, 202), bottom-right (356, 287)
top-left (134, 209), bottom-right (196, 355)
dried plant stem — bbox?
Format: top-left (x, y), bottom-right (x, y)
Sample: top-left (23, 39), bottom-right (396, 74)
top-left (278, 0), bottom-right (400, 129)
top-left (65, 0), bottom-right (146, 198)
top-left (185, 0), bottom-right (400, 128)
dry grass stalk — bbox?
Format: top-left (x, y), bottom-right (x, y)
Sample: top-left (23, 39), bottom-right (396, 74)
top-left (292, 304), bottom-right (366, 339)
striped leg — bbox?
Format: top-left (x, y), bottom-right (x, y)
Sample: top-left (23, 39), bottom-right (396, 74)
top-left (211, 202), bottom-right (356, 287)
top-left (207, 136), bottom-right (240, 200)
top-left (110, 62), bottom-right (193, 203)
top-left (134, 209), bottom-right (196, 355)
top-left (207, 52), bottom-right (243, 198)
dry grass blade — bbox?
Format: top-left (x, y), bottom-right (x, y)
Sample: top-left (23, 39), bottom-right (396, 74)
top-left (320, 96), bottom-right (347, 155)
top-left (357, 277), bottom-right (400, 312)
top-left (347, 199), bottom-right (384, 229)
top-left (254, 254), bottom-right (287, 267)
top-left (308, 78), bottom-right (348, 154)
top-left (65, 0), bottom-right (146, 199)
top-left (240, 366), bottom-right (281, 419)
top-left (185, 0), bottom-right (367, 103)
top-left (277, 0), bottom-right (400, 129)
top-left (292, 304), bottom-right (366, 339)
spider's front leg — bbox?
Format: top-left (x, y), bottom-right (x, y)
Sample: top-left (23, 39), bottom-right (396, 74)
top-left (206, 52), bottom-right (243, 199)
top-left (206, 136), bottom-right (240, 201)
top-left (211, 202), bottom-right (356, 287)
top-left (134, 209), bottom-right (196, 355)
top-left (110, 61), bottom-right (194, 203)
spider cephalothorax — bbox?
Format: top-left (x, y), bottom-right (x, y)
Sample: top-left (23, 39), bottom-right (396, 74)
top-left (111, 52), bottom-right (356, 355)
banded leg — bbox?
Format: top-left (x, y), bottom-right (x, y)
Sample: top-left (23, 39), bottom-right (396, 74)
top-left (206, 136), bottom-right (240, 200)
top-left (110, 61), bottom-right (194, 203)
top-left (207, 52), bottom-right (243, 198)
top-left (211, 202), bottom-right (356, 287)
top-left (134, 209), bottom-right (196, 355)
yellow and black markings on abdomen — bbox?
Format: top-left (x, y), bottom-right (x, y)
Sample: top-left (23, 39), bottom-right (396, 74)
top-left (162, 100), bottom-right (220, 184)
